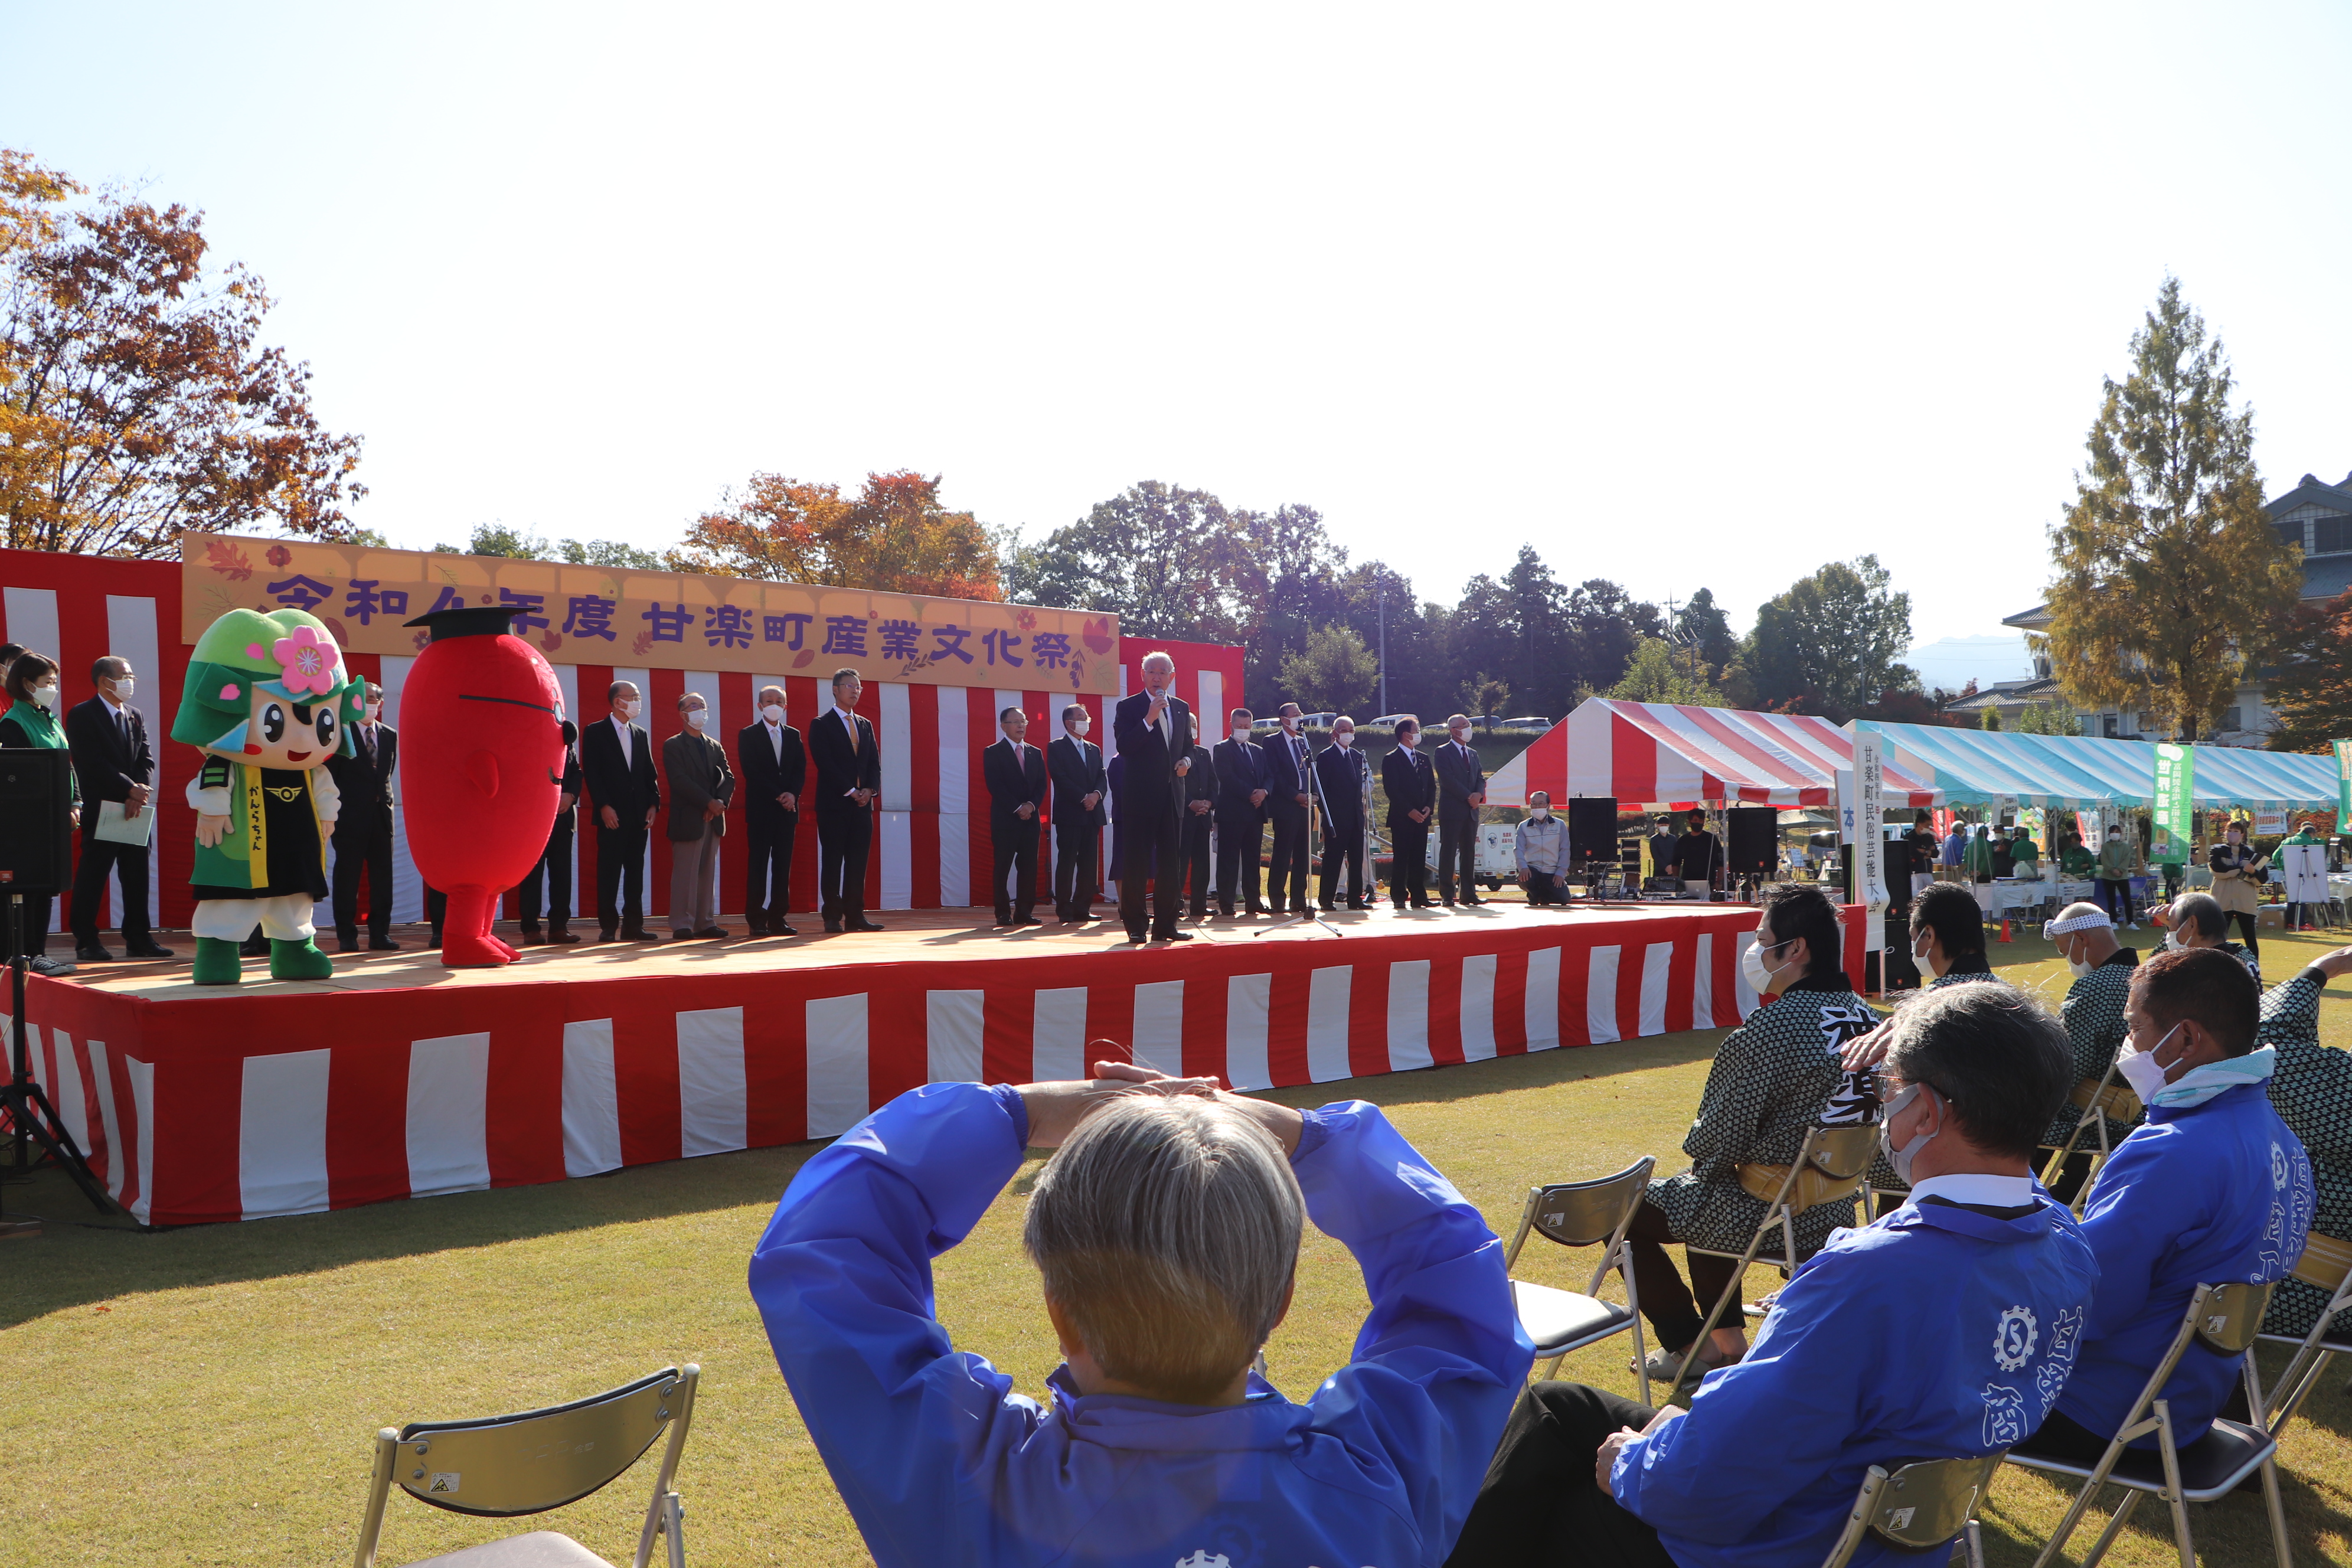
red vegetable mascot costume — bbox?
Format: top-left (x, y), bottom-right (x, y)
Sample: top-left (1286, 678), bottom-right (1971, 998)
top-left (400, 605), bottom-right (564, 966)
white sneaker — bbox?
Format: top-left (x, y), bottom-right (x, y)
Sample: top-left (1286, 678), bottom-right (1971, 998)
top-left (2128, 922), bottom-right (2141, 930)
top-left (1639, 1340), bottom-right (1739, 1380)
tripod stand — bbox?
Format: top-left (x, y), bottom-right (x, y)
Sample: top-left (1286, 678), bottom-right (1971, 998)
top-left (1256, 735), bottom-right (1344, 940)
top-left (2, 892), bottom-right (116, 1237)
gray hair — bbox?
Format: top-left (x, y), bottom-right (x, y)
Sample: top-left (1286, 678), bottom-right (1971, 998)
top-left (1061, 703), bottom-right (1088, 724)
top-left (1883, 984), bottom-right (2072, 1161)
top-left (677, 691), bottom-right (705, 711)
top-left (1024, 1096), bottom-right (1303, 1404)
top-left (2171, 891), bottom-right (2227, 939)
top-left (1530, 790), bottom-right (1550, 806)
top-left (1141, 651), bottom-right (1176, 675)
top-left (93, 655), bottom-right (129, 682)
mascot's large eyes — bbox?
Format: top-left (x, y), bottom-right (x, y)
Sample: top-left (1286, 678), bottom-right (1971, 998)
top-left (261, 703), bottom-right (286, 742)
top-left (315, 708), bottom-right (337, 750)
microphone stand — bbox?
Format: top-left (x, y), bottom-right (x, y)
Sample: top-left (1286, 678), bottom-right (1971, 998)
top-left (1257, 731), bottom-right (1342, 939)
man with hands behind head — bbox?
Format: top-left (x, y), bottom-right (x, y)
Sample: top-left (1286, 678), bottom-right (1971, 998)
top-left (750, 1057), bottom-right (1531, 1567)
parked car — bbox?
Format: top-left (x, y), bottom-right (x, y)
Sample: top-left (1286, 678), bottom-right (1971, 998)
top-left (1498, 715), bottom-right (1553, 733)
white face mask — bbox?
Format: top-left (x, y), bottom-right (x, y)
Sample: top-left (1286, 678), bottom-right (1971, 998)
top-left (620, 698), bottom-right (641, 721)
top-left (111, 677), bottom-right (134, 700)
top-left (2062, 937), bottom-right (2095, 979)
top-left (1333, 731), bottom-right (1353, 749)
top-left (367, 702), bottom-right (384, 723)
top-left (31, 683), bottom-right (58, 711)
top-left (1280, 716), bottom-right (1299, 733)
top-left (1449, 727), bottom-right (1468, 744)
top-left (1233, 726), bottom-right (1252, 744)
top-left (1072, 717), bottom-right (1091, 737)
top-left (1530, 806), bottom-right (1550, 821)
top-left (1912, 930), bottom-right (1933, 963)
top-left (1741, 936), bottom-right (1792, 995)
top-left (2115, 1020), bottom-right (2183, 1103)
top-left (1879, 1081), bottom-right (1939, 1186)
top-left (685, 707), bottom-right (707, 730)
top-left (761, 703), bottom-right (785, 725)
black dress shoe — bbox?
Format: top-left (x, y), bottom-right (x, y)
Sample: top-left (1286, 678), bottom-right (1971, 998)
top-left (1014, 916), bottom-right (1043, 927)
top-left (745, 922), bottom-right (769, 938)
top-left (370, 934), bottom-right (401, 950)
top-left (125, 940), bottom-right (176, 959)
top-left (771, 921), bottom-right (798, 937)
top-left (694, 927), bottom-right (730, 940)
top-left (76, 943), bottom-right (116, 962)
top-left (824, 919), bottom-right (844, 934)
top-left (337, 932), bottom-right (362, 954)
top-left (520, 923), bottom-right (544, 945)
top-left (626, 926), bottom-right (659, 943)
top-left (547, 928), bottom-right (582, 945)
top-left (241, 935), bottom-right (271, 957)
top-left (1159, 929), bottom-right (1194, 942)
top-left (848, 919), bottom-right (886, 933)
top-left (597, 927), bottom-right (620, 943)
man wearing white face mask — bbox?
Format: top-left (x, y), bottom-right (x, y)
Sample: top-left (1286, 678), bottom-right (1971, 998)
top-left (1452, 984), bottom-right (2097, 1568)
top-left (326, 681), bottom-right (402, 952)
top-left (580, 680), bottom-right (661, 941)
top-left (1048, 703), bottom-right (1107, 924)
top-left (1312, 716), bottom-right (1372, 910)
top-left (1211, 707), bottom-right (1269, 917)
top-left (1513, 791), bottom-right (1569, 906)
top-left (2013, 947), bottom-right (2313, 1469)
top-left (737, 686), bottom-right (805, 937)
top-left (2158, 890), bottom-right (2259, 984)
top-left (2039, 903), bottom-right (2142, 1200)
top-left (67, 653), bottom-right (170, 961)
top-left (663, 693), bottom-right (734, 940)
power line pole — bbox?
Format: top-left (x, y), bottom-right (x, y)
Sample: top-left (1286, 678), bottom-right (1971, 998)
top-left (1378, 580), bottom-right (1389, 715)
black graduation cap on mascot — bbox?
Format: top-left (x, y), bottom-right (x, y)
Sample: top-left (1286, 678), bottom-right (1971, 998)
top-left (404, 604), bottom-right (534, 641)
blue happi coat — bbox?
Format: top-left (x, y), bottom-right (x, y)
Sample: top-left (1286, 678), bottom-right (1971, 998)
top-left (2058, 1079), bottom-right (2315, 1446)
top-left (747, 1082), bottom-right (1531, 1568)
top-left (1612, 1190), bottom-right (2099, 1568)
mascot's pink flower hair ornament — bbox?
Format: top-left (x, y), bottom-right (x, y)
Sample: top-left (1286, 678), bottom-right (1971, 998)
top-left (272, 623), bottom-right (340, 698)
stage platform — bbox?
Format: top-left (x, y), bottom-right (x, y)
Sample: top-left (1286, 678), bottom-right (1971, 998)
top-left (15, 900), bottom-right (1861, 1226)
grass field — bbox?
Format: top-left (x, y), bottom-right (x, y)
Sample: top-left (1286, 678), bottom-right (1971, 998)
top-left (8, 927), bottom-right (2351, 1566)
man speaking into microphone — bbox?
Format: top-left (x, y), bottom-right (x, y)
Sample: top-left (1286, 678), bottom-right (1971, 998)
top-left (1111, 651), bottom-right (1195, 945)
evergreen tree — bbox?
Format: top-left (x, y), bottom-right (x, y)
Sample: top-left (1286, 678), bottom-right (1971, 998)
top-left (1739, 556), bottom-right (1916, 723)
top-left (2042, 278), bottom-right (2299, 741)
top-left (1607, 636), bottom-right (1724, 706)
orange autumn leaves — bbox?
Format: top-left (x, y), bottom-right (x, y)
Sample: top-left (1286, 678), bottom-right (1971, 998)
top-left (669, 470), bottom-right (1005, 602)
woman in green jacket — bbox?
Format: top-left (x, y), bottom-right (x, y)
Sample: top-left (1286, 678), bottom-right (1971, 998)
top-left (0, 651), bottom-right (80, 976)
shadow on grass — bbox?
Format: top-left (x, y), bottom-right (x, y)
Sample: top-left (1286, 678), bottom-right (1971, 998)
top-left (1249, 1028), bottom-right (1730, 1112)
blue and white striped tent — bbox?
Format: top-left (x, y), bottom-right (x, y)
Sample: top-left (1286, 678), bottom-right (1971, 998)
top-left (1850, 720), bottom-right (2341, 812)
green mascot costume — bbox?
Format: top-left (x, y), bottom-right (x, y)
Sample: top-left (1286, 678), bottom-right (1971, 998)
top-left (171, 607), bottom-right (370, 984)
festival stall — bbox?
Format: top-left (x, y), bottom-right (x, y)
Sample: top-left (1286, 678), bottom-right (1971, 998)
top-left (1486, 698), bottom-right (1942, 809)
top-left (1849, 721), bottom-right (2340, 813)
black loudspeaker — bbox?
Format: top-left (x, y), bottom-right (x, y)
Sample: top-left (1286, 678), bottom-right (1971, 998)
top-left (1566, 797), bottom-right (1618, 864)
top-left (1725, 806), bottom-right (1777, 876)
top-left (0, 749), bottom-right (73, 895)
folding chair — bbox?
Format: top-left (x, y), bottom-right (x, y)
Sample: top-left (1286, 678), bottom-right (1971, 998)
top-left (1819, 1451), bottom-right (2004, 1568)
top-left (354, 1364), bottom-right (700, 1568)
top-left (1664, 1122), bottom-right (1879, 1405)
top-left (2004, 1283), bottom-right (2288, 1568)
top-left (2256, 1231), bottom-right (2352, 1440)
top-left (1502, 1155), bottom-right (1657, 1402)
top-left (2036, 1060), bottom-right (2140, 1215)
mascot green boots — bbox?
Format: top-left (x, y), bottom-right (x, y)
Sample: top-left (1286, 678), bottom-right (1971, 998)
top-left (171, 608), bottom-right (368, 984)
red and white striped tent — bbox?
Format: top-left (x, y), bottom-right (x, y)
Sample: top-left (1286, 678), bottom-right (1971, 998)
top-left (1487, 698), bottom-right (1943, 810)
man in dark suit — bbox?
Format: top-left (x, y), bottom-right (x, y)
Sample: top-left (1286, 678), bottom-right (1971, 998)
top-left (1382, 716), bottom-right (1437, 909)
top-left (1180, 736), bottom-right (1218, 920)
top-left (1262, 704), bottom-right (1315, 916)
top-left (327, 681), bottom-right (401, 952)
top-left (1433, 712), bottom-right (1486, 907)
top-left (1315, 716), bottom-right (1374, 910)
top-left (515, 716), bottom-right (581, 945)
top-left (66, 655), bottom-right (171, 960)
top-left (984, 706), bottom-right (1048, 926)
top-left (738, 683), bottom-right (805, 937)
top-left (1646, 815), bottom-right (1683, 890)
top-left (1109, 651), bottom-right (1194, 944)
top-left (809, 667), bottom-right (883, 933)
top-left (1211, 706), bottom-right (1269, 917)
top-left (1047, 702), bottom-right (1106, 924)
top-left (1677, 811), bottom-right (1720, 893)
top-left (578, 678), bottom-right (661, 942)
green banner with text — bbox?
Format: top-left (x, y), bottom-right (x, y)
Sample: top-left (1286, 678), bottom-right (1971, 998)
top-left (2335, 739), bottom-right (2352, 822)
top-left (2152, 743), bottom-right (2194, 865)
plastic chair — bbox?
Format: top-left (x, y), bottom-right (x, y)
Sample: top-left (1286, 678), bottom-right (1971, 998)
top-left (2256, 1234), bottom-right (2352, 1442)
top-left (1501, 1155), bottom-right (1657, 1401)
top-left (2004, 1283), bottom-right (2288, 1568)
top-left (1664, 1122), bottom-right (1879, 1404)
top-left (354, 1364), bottom-right (700, 1568)
top-left (1819, 1452), bottom-right (2003, 1568)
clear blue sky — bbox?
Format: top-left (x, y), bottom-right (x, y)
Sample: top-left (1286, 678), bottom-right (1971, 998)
top-left (6, 2), bottom-right (2347, 651)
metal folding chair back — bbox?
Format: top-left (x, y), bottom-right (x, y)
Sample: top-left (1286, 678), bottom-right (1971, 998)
top-left (354, 1364), bottom-right (700, 1568)
top-left (1504, 1156), bottom-right (1656, 1401)
top-left (2258, 1239), bottom-right (2352, 1437)
top-left (1668, 1123), bottom-right (1873, 1406)
top-left (2036, 1059), bottom-right (2129, 1210)
top-left (1819, 1452), bottom-right (2003, 1568)
top-left (2005, 1284), bottom-right (2289, 1568)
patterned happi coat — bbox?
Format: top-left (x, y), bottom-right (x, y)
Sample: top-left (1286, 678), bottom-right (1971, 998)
top-left (2259, 966), bottom-right (2352, 1339)
top-left (1649, 974), bottom-right (1881, 1257)
top-left (2039, 949), bottom-right (2142, 1152)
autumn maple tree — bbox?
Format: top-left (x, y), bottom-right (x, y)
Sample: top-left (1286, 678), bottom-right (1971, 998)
top-left (669, 469), bottom-right (1004, 600)
top-left (1, 148), bottom-right (365, 557)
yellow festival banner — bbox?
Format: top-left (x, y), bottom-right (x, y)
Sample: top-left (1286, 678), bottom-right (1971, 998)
top-left (179, 532), bottom-right (1120, 694)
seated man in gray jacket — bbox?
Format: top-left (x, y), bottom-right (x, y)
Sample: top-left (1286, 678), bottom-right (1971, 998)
top-left (1515, 792), bottom-right (1570, 906)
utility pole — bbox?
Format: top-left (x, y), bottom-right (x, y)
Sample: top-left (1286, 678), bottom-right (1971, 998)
top-left (1378, 580), bottom-right (1389, 715)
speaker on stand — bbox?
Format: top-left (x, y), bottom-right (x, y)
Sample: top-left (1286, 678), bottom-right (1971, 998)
top-left (1724, 805), bottom-right (1776, 903)
top-left (1566, 798), bottom-right (1619, 898)
top-left (0, 747), bottom-right (113, 1237)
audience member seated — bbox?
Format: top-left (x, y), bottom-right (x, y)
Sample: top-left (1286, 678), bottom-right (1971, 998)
top-left (747, 1062), bottom-right (1531, 1566)
top-left (2161, 890), bottom-right (2262, 985)
top-left (1446, 984), bottom-right (2098, 1568)
top-left (2255, 945), bottom-right (2352, 1342)
top-left (2019, 947), bottom-right (2314, 1464)
top-left (2039, 901), bottom-right (2141, 1200)
top-left (1624, 883), bottom-right (1878, 1383)
top-left (1911, 883), bottom-right (1997, 989)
